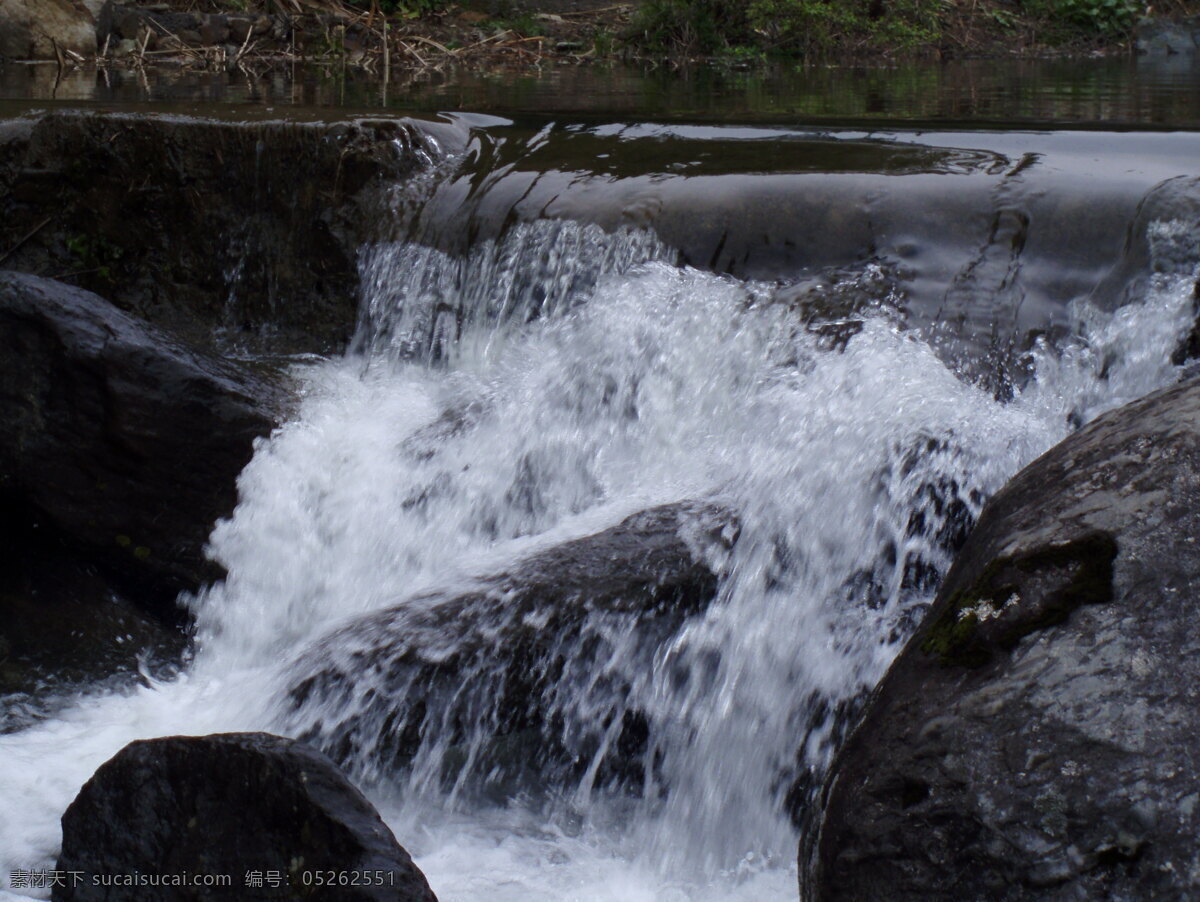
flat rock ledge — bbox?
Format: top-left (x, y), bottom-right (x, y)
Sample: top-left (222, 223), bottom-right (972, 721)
top-left (0, 110), bottom-right (458, 355)
top-left (54, 732), bottom-right (438, 902)
top-left (806, 373), bottom-right (1200, 901)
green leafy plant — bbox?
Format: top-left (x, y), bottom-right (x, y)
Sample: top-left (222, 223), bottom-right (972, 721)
top-left (592, 27), bottom-right (616, 56)
top-left (66, 234), bottom-right (124, 282)
top-left (499, 12), bottom-right (547, 36)
top-left (748, 0), bottom-right (941, 54)
top-left (626, 0), bottom-right (942, 57)
top-left (987, 7), bottom-right (1017, 30)
top-left (1062, 0), bottom-right (1141, 34)
top-left (1026, 0), bottom-right (1142, 36)
top-left (718, 43), bottom-right (766, 64)
top-left (626, 0), bottom-right (751, 55)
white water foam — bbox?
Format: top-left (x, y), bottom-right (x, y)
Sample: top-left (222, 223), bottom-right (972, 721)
top-left (0, 219), bottom-right (1195, 901)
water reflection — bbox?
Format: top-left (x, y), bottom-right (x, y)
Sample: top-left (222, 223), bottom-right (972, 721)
top-left (0, 55), bottom-right (1199, 125)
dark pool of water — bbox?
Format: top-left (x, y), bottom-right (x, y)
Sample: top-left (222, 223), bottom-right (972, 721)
top-left (1, 54), bottom-right (1199, 126)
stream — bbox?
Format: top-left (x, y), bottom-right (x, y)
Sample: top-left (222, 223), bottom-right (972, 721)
top-left (2, 60), bottom-right (1200, 901)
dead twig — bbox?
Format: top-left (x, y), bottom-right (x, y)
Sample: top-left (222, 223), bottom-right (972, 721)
top-left (405, 34), bottom-right (456, 55)
top-left (235, 25), bottom-right (255, 63)
top-left (552, 4), bottom-right (632, 16)
top-left (396, 39), bottom-right (428, 66)
top-left (0, 216), bottom-right (53, 266)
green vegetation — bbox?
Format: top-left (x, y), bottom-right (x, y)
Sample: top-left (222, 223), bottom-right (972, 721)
top-left (745, 0), bottom-right (942, 56)
top-left (625, 0), bottom-right (748, 55)
top-left (592, 27), bottom-right (616, 55)
top-left (190, 0), bottom-right (1160, 60)
top-left (332, 0), bottom-right (448, 16)
top-left (1029, 0), bottom-right (1142, 37)
top-left (919, 531), bottom-right (1117, 668)
top-left (66, 234), bottom-right (124, 283)
top-left (624, 0), bottom-right (1148, 59)
top-left (490, 12), bottom-right (548, 36)
top-left (625, 0), bottom-right (944, 57)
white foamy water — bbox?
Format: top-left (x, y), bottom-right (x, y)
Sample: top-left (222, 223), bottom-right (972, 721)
top-left (1, 212), bottom-right (1195, 901)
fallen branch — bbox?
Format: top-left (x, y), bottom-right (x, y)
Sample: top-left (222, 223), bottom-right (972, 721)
top-left (405, 34), bottom-right (456, 55)
top-left (0, 216), bottom-right (53, 266)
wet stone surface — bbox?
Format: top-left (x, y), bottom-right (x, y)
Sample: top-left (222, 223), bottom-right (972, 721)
top-left (807, 373), bottom-right (1200, 901)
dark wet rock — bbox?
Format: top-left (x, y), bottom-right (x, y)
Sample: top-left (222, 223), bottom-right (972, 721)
top-left (284, 502), bottom-right (737, 799)
top-left (806, 373), bottom-right (1200, 901)
top-left (0, 271), bottom-right (282, 612)
top-left (198, 13), bottom-right (228, 45)
top-left (0, 516), bottom-right (186, 732)
top-left (0, 0), bottom-right (95, 60)
top-left (106, 7), bottom-right (255, 46)
top-left (1136, 16), bottom-right (1199, 56)
top-left (228, 14), bottom-right (255, 43)
top-left (0, 488), bottom-right (185, 733)
top-left (54, 732), bottom-right (438, 902)
top-left (111, 7), bottom-right (141, 38)
top-left (1090, 174), bottom-right (1200, 366)
top-left (1092, 174), bottom-right (1200, 310)
top-left (0, 110), bottom-right (456, 355)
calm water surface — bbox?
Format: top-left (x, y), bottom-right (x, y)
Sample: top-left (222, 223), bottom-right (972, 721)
top-left (0, 55), bottom-right (1198, 125)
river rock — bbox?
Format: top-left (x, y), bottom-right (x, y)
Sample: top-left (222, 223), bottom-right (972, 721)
top-left (1135, 16), bottom-right (1199, 55)
top-left (0, 111), bottom-right (461, 355)
top-left (805, 373), bottom-right (1200, 900)
top-left (198, 13), bottom-right (228, 45)
top-left (1091, 173), bottom-right (1200, 313)
top-left (0, 0), bottom-right (96, 60)
top-left (0, 271), bottom-right (281, 611)
top-left (0, 511), bottom-right (186, 732)
top-left (284, 502), bottom-right (737, 798)
top-left (53, 732), bottom-right (438, 902)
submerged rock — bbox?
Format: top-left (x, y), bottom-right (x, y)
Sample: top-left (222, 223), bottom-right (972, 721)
top-left (54, 732), bottom-right (437, 902)
top-left (0, 111), bottom-right (457, 354)
top-left (284, 502), bottom-right (737, 798)
top-left (0, 271), bottom-right (281, 612)
top-left (806, 373), bottom-right (1200, 900)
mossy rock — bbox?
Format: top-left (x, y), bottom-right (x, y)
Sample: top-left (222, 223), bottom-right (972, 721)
top-left (920, 531), bottom-right (1117, 668)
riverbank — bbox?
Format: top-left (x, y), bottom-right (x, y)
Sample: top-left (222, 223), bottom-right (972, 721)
top-left (2, 0), bottom-right (1198, 75)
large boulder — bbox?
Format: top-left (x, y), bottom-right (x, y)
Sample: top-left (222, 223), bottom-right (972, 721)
top-left (0, 112), bottom-right (459, 355)
top-left (0, 271), bottom-right (281, 611)
top-left (0, 0), bottom-right (96, 61)
top-left (805, 373), bottom-right (1200, 900)
top-left (54, 732), bottom-right (437, 902)
top-left (283, 502), bottom-right (737, 798)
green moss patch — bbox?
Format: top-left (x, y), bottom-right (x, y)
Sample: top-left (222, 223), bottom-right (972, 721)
top-left (921, 531), bottom-right (1117, 668)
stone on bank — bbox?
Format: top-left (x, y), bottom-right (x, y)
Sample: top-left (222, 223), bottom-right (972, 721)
top-left (0, 0), bottom-right (96, 61)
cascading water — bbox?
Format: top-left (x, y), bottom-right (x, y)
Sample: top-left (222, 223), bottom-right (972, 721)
top-left (1, 121), bottom-right (1198, 902)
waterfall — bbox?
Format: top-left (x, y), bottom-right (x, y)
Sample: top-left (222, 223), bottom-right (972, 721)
top-left (1, 136), bottom-right (1196, 902)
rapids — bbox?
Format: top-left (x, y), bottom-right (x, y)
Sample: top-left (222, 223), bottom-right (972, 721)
top-left (2, 118), bottom-right (1198, 901)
